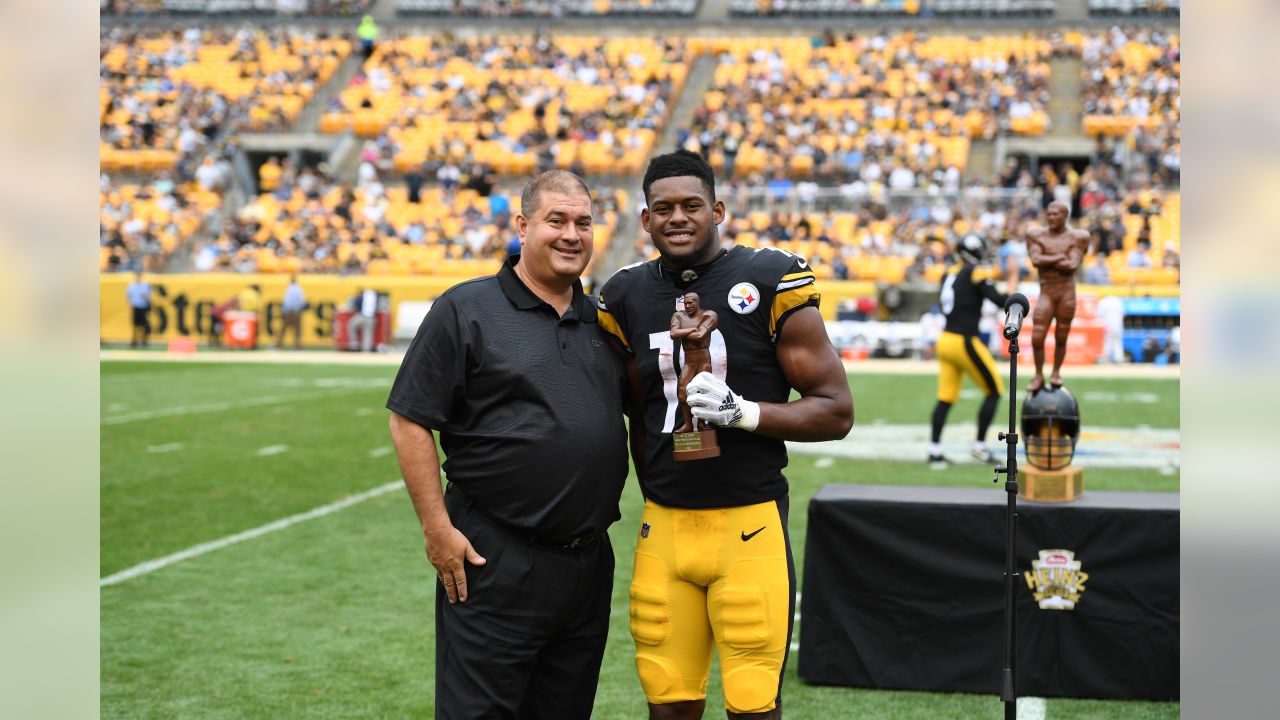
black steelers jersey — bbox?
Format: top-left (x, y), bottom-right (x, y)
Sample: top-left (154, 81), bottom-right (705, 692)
top-left (598, 245), bottom-right (820, 509)
top-left (940, 262), bottom-right (1007, 336)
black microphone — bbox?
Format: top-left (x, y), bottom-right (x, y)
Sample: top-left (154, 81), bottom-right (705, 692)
top-left (1004, 293), bottom-right (1029, 340)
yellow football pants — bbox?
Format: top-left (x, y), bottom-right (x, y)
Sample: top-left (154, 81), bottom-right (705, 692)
top-left (936, 331), bottom-right (1004, 403)
top-left (629, 498), bottom-right (795, 714)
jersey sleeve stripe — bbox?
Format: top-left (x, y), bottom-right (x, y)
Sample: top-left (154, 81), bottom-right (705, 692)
top-left (596, 306), bottom-right (629, 351)
top-left (776, 276), bottom-right (816, 293)
top-left (769, 286), bottom-right (820, 337)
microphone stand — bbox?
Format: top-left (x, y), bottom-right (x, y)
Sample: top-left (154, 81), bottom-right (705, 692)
top-left (994, 329), bottom-right (1020, 719)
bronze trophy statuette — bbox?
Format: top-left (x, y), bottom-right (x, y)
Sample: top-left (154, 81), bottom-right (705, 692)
top-left (671, 292), bottom-right (720, 461)
top-left (1026, 201), bottom-right (1091, 394)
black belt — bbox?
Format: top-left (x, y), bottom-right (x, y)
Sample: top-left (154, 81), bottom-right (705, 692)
top-left (447, 484), bottom-right (602, 553)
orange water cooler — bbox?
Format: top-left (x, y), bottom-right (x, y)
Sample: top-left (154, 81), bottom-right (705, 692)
top-left (223, 310), bottom-right (259, 349)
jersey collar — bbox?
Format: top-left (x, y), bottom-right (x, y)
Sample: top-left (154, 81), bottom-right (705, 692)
top-left (498, 254), bottom-right (595, 323)
top-left (658, 247), bottom-right (730, 286)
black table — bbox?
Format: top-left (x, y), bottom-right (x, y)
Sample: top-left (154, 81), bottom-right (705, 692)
top-left (798, 484), bottom-right (1179, 700)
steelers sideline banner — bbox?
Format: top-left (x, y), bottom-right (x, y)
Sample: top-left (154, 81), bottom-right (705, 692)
top-left (100, 273), bottom-right (1176, 347)
top-left (100, 273), bottom-right (473, 347)
top-left (100, 273), bottom-right (885, 346)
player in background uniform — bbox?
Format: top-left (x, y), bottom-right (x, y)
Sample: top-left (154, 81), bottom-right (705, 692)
top-left (598, 150), bottom-right (853, 720)
top-left (929, 233), bottom-right (1009, 469)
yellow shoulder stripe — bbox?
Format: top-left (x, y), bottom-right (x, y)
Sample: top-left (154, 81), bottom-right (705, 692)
top-left (770, 285), bottom-right (820, 337)
top-left (596, 308), bottom-right (629, 351)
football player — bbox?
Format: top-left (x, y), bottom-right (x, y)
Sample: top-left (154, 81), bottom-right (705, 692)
top-left (598, 150), bottom-right (853, 719)
top-left (929, 233), bottom-right (1008, 468)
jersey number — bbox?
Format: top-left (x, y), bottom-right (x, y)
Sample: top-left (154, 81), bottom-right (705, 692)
top-left (939, 273), bottom-right (957, 316)
top-left (648, 330), bottom-right (728, 433)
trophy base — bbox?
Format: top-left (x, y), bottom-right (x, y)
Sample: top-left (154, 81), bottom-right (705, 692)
top-left (673, 429), bottom-right (720, 461)
top-left (1018, 465), bottom-right (1084, 502)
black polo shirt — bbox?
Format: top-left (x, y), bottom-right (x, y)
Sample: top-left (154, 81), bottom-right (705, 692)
top-left (387, 255), bottom-right (629, 542)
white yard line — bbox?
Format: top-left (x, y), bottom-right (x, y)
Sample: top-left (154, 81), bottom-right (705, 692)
top-left (1018, 696), bottom-right (1047, 720)
top-left (146, 443), bottom-right (185, 454)
top-left (102, 390), bottom-right (362, 425)
top-left (100, 481), bottom-right (405, 587)
top-left (368, 446), bottom-right (393, 458)
top-left (255, 445), bottom-right (289, 457)
top-left (101, 367), bottom-right (242, 385)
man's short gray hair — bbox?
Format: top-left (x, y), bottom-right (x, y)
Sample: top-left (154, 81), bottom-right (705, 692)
top-left (520, 170), bottom-right (592, 217)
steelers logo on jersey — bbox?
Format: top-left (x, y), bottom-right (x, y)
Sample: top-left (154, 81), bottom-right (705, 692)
top-left (727, 283), bottom-right (761, 315)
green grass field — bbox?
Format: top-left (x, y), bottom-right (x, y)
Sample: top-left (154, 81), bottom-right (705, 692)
top-left (101, 360), bottom-right (1179, 719)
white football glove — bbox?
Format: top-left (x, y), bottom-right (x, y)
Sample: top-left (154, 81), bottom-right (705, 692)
top-left (686, 372), bottom-right (760, 432)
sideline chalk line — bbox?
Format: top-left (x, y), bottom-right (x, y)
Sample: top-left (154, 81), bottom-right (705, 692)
top-left (100, 480), bottom-right (404, 587)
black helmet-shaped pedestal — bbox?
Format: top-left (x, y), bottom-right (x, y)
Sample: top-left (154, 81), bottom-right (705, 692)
top-left (1021, 386), bottom-right (1081, 471)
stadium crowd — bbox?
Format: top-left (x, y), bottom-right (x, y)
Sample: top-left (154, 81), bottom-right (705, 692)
top-left (98, 21), bottom-right (1178, 287)
top-left (100, 26), bottom-right (350, 175)
top-left (1087, 0), bottom-right (1179, 17)
top-left (680, 31), bottom-right (1062, 190)
top-left (319, 34), bottom-right (688, 177)
top-left (174, 157), bottom-right (626, 277)
top-left (632, 155), bottom-right (1180, 285)
top-left (102, 0), bottom-right (374, 15)
top-left (100, 172), bottom-right (225, 272)
top-left (1080, 26), bottom-right (1180, 186)
top-left (397, 0), bottom-right (701, 17)
top-left (730, 0), bottom-right (1056, 18)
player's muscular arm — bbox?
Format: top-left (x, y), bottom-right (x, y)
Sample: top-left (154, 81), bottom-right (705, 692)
top-left (758, 306), bottom-right (854, 441)
top-left (618, 348), bottom-right (648, 479)
top-left (389, 412), bottom-right (485, 604)
top-left (602, 333), bottom-right (648, 478)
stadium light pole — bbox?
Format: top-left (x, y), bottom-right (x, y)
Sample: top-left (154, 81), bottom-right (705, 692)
top-left (994, 294), bottom-right (1028, 720)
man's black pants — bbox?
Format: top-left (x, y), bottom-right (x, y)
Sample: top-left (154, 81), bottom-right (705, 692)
top-left (436, 488), bottom-right (614, 720)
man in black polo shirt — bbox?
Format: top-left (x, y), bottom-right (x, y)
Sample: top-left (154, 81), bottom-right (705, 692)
top-left (387, 170), bottom-right (629, 720)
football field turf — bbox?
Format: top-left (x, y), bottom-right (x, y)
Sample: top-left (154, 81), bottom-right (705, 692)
top-left (101, 359), bottom-right (1179, 719)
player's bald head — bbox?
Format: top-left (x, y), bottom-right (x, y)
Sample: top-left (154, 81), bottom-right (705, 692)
top-left (1047, 201), bottom-right (1071, 219)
